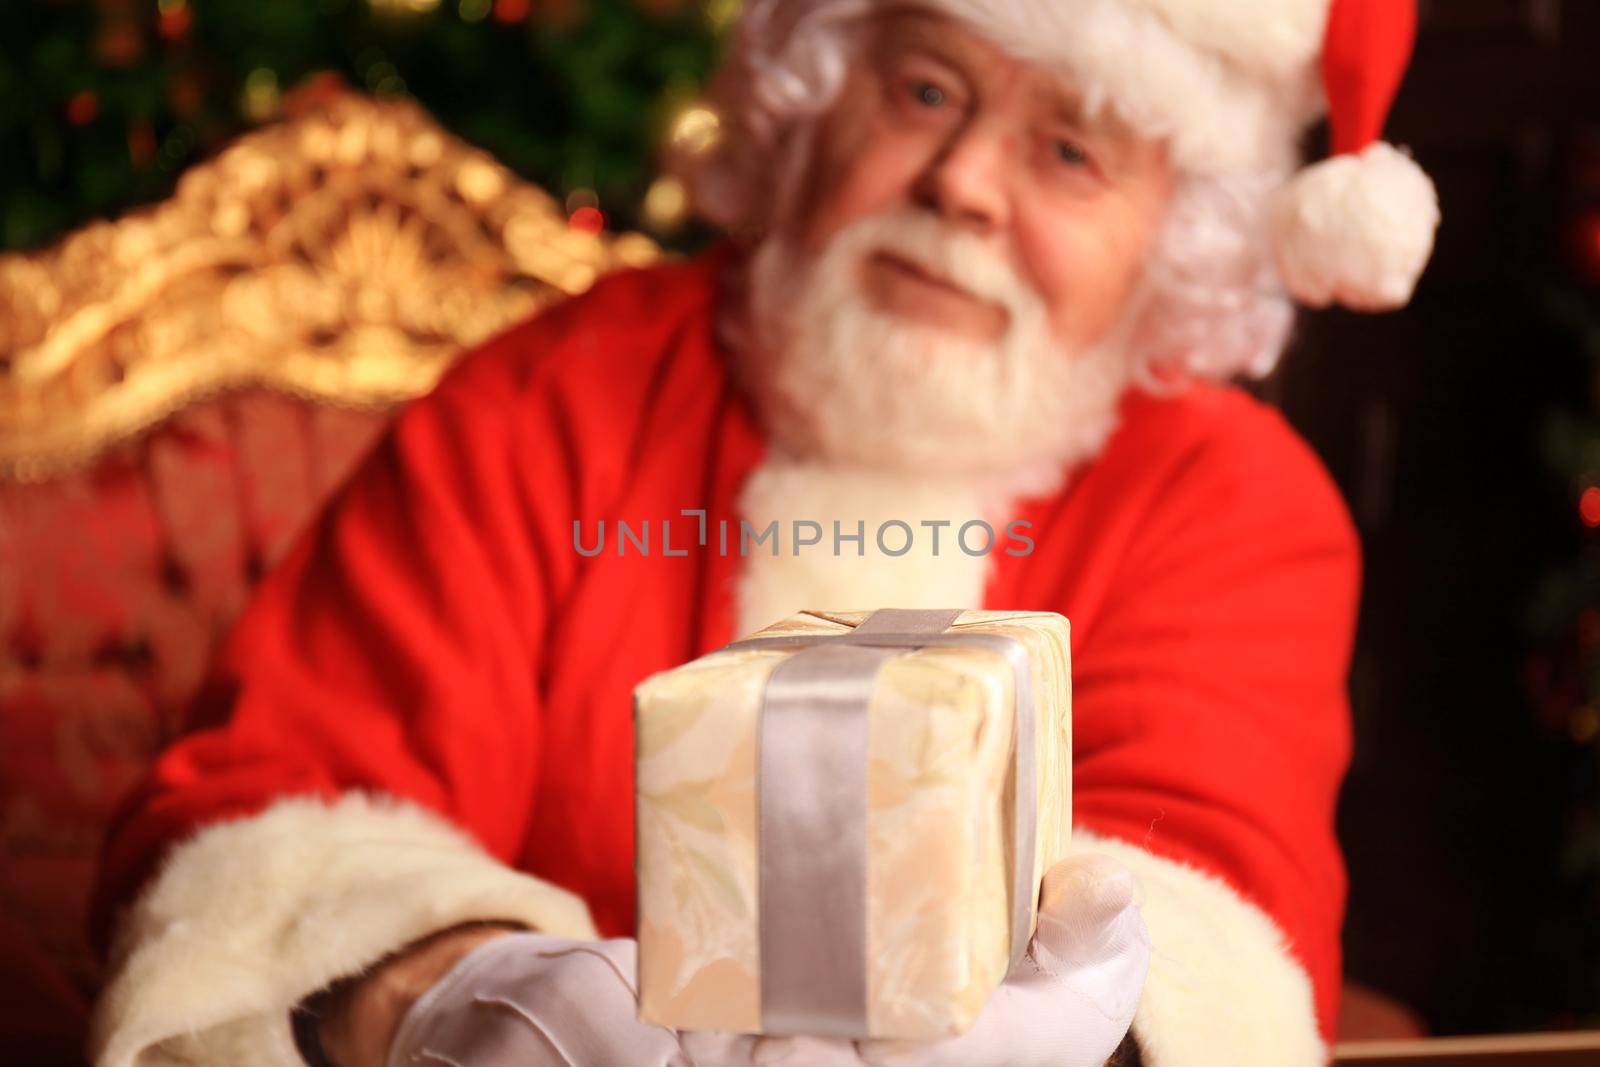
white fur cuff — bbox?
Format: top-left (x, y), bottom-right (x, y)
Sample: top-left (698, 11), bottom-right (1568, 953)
top-left (1069, 828), bottom-right (1328, 1066)
top-left (88, 792), bottom-right (596, 1067)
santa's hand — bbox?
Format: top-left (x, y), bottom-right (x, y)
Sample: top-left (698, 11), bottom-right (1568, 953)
top-left (382, 933), bottom-right (690, 1067)
top-left (867, 852), bottom-right (1149, 1066)
top-left (681, 852), bottom-right (1149, 1067)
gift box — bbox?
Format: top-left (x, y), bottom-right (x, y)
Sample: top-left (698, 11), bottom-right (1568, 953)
top-left (634, 608), bottom-right (1071, 1040)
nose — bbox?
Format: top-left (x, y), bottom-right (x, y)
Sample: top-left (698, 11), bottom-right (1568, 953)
top-left (913, 117), bottom-right (1013, 235)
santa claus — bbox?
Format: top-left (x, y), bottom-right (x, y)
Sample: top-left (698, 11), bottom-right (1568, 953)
top-left (85, 1), bottom-right (1440, 1066)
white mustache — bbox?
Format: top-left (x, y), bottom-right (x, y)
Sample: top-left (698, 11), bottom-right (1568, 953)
top-left (850, 209), bottom-right (1042, 319)
top-left (739, 201), bottom-right (1132, 497)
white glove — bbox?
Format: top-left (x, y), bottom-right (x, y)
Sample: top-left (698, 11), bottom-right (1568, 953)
top-left (386, 853), bottom-right (1148, 1067)
top-left (873, 852), bottom-right (1149, 1066)
top-left (383, 934), bottom-right (689, 1067)
top-left (683, 853), bottom-right (1150, 1067)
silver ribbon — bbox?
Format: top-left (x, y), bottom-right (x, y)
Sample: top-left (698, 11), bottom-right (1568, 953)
top-left (722, 609), bottom-right (1038, 1037)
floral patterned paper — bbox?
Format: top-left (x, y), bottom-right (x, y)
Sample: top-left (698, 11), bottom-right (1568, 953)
top-left (634, 609), bottom-right (1071, 1039)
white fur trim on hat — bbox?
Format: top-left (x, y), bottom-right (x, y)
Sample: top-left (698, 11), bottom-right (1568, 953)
top-left (1070, 828), bottom-right (1328, 1066)
top-left (1126, 0), bottom-right (1330, 82)
top-left (918, 0), bottom-right (1322, 175)
top-left (1270, 141), bottom-right (1441, 311)
top-left (88, 792), bottom-right (596, 1067)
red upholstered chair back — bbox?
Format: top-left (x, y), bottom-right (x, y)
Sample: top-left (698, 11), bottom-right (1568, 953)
top-left (0, 85), bottom-right (654, 1064)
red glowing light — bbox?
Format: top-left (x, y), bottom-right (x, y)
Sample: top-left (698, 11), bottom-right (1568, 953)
top-left (158, 5), bottom-right (193, 40)
top-left (493, 0), bottom-right (530, 23)
top-left (1581, 486), bottom-right (1600, 528)
top-left (1573, 210), bottom-right (1600, 285)
top-left (569, 206), bottom-right (605, 235)
top-left (66, 90), bottom-right (99, 126)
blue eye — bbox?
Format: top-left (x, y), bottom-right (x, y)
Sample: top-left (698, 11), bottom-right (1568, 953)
top-left (1053, 140), bottom-right (1089, 166)
top-left (911, 81), bottom-right (946, 108)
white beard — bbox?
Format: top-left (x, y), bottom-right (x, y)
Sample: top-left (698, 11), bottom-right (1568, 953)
top-left (724, 206), bottom-right (1141, 636)
top-left (729, 205), bottom-right (1138, 501)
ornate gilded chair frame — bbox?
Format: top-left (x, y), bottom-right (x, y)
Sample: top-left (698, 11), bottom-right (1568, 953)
top-left (0, 89), bottom-right (658, 482)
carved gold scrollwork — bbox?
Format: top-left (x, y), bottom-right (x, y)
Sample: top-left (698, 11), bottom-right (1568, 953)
top-left (0, 89), bottom-right (658, 482)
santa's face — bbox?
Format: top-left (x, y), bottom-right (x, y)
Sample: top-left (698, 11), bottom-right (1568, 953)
top-left (734, 9), bottom-right (1176, 493)
top-left (792, 8), bottom-right (1175, 352)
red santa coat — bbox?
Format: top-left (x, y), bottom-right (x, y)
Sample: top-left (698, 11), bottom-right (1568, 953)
top-left (88, 242), bottom-right (1358, 1067)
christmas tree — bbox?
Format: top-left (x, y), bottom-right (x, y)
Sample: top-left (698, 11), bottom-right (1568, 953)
top-left (1526, 129), bottom-right (1600, 1026)
top-left (0, 0), bottom-right (734, 252)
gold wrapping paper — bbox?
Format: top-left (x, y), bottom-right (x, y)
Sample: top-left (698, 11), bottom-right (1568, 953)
top-left (634, 609), bottom-right (1071, 1038)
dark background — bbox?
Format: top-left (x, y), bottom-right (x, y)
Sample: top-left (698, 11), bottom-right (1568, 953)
top-left (4, 0), bottom-right (1600, 1040)
top-left (1261, 0), bottom-right (1600, 1035)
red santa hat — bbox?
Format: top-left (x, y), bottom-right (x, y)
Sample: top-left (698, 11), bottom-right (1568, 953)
top-left (731, 0), bottom-right (1441, 313)
top-left (1269, 0), bottom-right (1441, 310)
top-left (921, 0), bottom-right (1439, 311)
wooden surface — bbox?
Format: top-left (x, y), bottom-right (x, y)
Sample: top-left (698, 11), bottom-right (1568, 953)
top-left (1335, 1030), bottom-right (1600, 1064)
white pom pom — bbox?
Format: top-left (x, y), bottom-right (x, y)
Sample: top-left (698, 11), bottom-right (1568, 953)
top-left (1270, 142), bottom-right (1441, 311)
